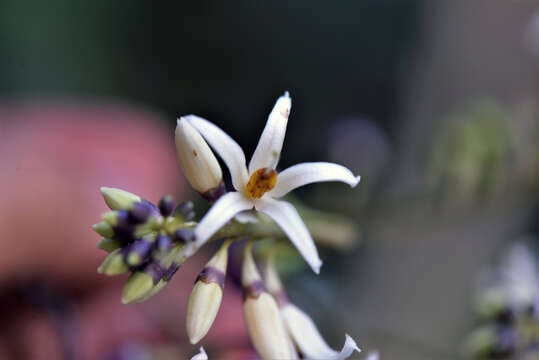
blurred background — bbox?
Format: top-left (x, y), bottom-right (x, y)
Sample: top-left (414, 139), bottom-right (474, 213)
top-left (0, 1), bottom-right (538, 359)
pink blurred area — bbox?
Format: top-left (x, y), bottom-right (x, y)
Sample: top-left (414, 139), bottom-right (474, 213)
top-left (0, 101), bottom-right (249, 360)
top-left (0, 101), bottom-right (181, 284)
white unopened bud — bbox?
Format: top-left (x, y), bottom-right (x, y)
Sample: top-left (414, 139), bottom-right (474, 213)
top-left (175, 118), bottom-right (224, 200)
top-left (100, 187), bottom-right (141, 210)
top-left (186, 240), bottom-right (231, 344)
top-left (242, 242), bottom-right (297, 360)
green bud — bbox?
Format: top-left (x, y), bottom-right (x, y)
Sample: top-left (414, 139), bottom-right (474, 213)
top-left (100, 187), bottom-right (141, 210)
top-left (122, 272), bottom-right (155, 304)
top-left (97, 249), bottom-right (128, 275)
top-left (103, 211), bottom-right (120, 226)
top-left (92, 221), bottom-right (114, 238)
top-left (96, 238), bottom-right (122, 252)
top-left (132, 279), bottom-right (168, 304)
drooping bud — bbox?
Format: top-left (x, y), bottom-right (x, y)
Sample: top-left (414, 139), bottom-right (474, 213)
top-left (97, 248), bottom-right (129, 275)
top-left (100, 187), bottom-right (141, 210)
top-left (263, 251), bottom-right (361, 360)
top-left (186, 240), bottom-right (232, 344)
top-left (241, 242), bottom-right (297, 360)
top-left (175, 118), bottom-right (225, 201)
top-left (92, 221), bottom-right (114, 238)
top-left (96, 238), bottom-right (122, 252)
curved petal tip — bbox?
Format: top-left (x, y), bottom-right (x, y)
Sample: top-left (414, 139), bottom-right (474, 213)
top-left (352, 175), bottom-right (361, 187)
top-left (344, 333), bottom-right (361, 355)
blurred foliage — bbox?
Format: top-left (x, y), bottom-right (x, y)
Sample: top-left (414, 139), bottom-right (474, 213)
top-left (428, 100), bottom-right (513, 205)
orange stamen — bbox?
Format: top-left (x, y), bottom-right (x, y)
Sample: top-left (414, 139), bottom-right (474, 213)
top-left (245, 168), bottom-right (278, 199)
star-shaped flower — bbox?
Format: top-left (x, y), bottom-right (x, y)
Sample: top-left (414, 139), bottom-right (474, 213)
top-left (179, 92), bottom-right (360, 273)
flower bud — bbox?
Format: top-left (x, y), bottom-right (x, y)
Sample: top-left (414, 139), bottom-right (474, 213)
top-left (122, 271), bottom-right (155, 304)
top-left (125, 237), bottom-right (154, 266)
top-left (92, 221), bottom-right (114, 238)
top-left (186, 240), bottom-right (231, 344)
top-left (175, 118), bottom-right (225, 200)
top-left (158, 194), bottom-right (175, 217)
top-left (96, 238), bottom-right (122, 252)
top-left (123, 245), bottom-right (185, 304)
top-left (97, 248), bottom-right (129, 275)
top-left (241, 242), bottom-right (297, 360)
top-left (100, 187), bottom-right (141, 210)
top-left (174, 201), bottom-right (196, 221)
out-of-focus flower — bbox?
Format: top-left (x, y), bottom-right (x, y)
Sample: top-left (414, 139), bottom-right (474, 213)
top-left (464, 241), bottom-right (539, 359)
top-left (180, 92), bottom-right (361, 273)
top-left (263, 252), bottom-right (361, 360)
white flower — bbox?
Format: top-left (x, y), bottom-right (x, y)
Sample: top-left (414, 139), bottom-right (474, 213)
top-left (179, 92), bottom-right (360, 273)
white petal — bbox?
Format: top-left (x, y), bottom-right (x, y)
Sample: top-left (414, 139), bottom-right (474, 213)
top-left (248, 92), bottom-right (291, 173)
top-left (365, 351), bottom-right (380, 360)
top-left (193, 192), bottom-right (253, 249)
top-left (254, 197), bottom-right (322, 273)
top-left (281, 304), bottom-right (361, 360)
top-left (190, 346), bottom-right (208, 360)
top-left (234, 211), bottom-right (259, 224)
top-left (185, 115), bottom-right (249, 191)
top-left (270, 162), bottom-right (361, 198)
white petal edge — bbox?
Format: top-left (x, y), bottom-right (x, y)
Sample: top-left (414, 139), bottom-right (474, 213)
top-left (234, 211), bottom-right (259, 224)
top-left (190, 346), bottom-right (208, 360)
top-left (254, 197), bottom-right (322, 274)
top-left (193, 192), bottom-right (253, 249)
top-left (281, 303), bottom-right (361, 360)
top-left (269, 162), bottom-right (361, 198)
top-left (184, 115), bottom-right (249, 191)
top-left (248, 91), bottom-right (291, 173)
top-left (365, 351), bottom-right (380, 360)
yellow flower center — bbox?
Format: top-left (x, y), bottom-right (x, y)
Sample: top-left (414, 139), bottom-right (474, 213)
top-left (245, 168), bottom-right (278, 199)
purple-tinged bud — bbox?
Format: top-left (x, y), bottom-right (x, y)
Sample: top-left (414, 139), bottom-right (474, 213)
top-left (174, 201), bottom-right (195, 221)
top-left (125, 239), bottom-right (154, 267)
top-left (175, 228), bottom-right (195, 243)
top-left (156, 234), bottom-right (172, 251)
top-left (158, 195), bottom-right (175, 217)
top-left (129, 200), bottom-right (160, 223)
top-left (241, 242), bottom-right (296, 359)
top-left (200, 181), bottom-right (226, 202)
top-left (186, 240), bottom-right (231, 344)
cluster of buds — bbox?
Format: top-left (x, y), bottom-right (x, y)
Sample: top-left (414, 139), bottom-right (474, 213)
top-left (464, 242), bottom-right (539, 359)
top-left (93, 187), bottom-right (196, 304)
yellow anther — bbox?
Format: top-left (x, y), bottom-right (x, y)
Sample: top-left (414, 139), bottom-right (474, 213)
top-left (246, 168), bottom-right (278, 199)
